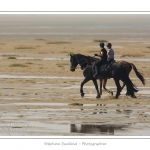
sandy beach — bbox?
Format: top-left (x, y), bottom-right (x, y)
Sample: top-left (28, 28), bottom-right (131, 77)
top-left (0, 14), bottom-right (150, 135)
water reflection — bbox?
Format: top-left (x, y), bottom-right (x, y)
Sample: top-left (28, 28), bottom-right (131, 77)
top-left (83, 103), bottom-right (133, 117)
top-left (70, 124), bottom-right (128, 135)
top-left (70, 104), bottom-right (134, 135)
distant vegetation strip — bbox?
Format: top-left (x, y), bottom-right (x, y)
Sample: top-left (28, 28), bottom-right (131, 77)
top-left (8, 56), bottom-right (16, 59)
top-left (9, 64), bottom-right (28, 67)
top-left (93, 39), bottom-right (108, 43)
top-left (46, 41), bottom-right (71, 44)
top-left (121, 54), bottom-right (145, 57)
top-left (15, 45), bottom-right (36, 49)
top-left (35, 38), bottom-right (46, 41)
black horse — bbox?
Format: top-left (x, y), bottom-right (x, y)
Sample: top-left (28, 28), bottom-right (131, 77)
top-left (99, 60), bottom-right (145, 96)
top-left (70, 53), bottom-right (139, 99)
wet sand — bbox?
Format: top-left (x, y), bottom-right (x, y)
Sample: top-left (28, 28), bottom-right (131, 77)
top-left (0, 14), bottom-right (150, 136)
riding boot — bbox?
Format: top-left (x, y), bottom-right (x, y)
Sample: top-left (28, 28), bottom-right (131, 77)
top-left (104, 61), bottom-right (110, 71)
top-left (93, 66), bottom-right (98, 77)
top-left (104, 59), bottom-right (113, 71)
top-left (104, 64), bottom-right (108, 71)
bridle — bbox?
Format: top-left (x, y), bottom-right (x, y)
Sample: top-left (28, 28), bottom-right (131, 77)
top-left (72, 59), bottom-right (90, 70)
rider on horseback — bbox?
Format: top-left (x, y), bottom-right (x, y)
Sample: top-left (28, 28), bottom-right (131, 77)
top-left (105, 43), bottom-right (115, 71)
top-left (93, 42), bottom-right (107, 77)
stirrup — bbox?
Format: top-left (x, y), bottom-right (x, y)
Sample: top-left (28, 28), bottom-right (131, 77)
top-left (104, 68), bottom-right (108, 71)
top-left (104, 65), bottom-right (108, 71)
top-left (93, 73), bottom-right (97, 77)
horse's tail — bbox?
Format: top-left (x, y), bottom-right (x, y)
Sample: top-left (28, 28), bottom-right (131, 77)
top-left (130, 63), bottom-right (145, 85)
top-left (126, 78), bottom-right (138, 96)
top-left (122, 65), bottom-right (138, 95)
top-left (128, 79), bottom-right (138, 93)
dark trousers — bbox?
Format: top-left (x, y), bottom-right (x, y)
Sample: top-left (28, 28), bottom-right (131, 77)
top-left (107, 58), bottom-right (114, 65)
top-left (105, 58), bottom-right (114, 69)
top-left (93, 59), bottom-right (107, 74)
top-left (94, 59), bottom-right (106, 66)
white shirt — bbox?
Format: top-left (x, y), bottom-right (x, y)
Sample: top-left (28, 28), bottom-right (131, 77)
top-left (108, 48), bottom-right (114, 59)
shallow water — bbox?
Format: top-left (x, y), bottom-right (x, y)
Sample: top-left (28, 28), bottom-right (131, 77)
top-left (0, 75), bottom-right (83, 79)
top-left (1, 102), bottom-right (68, 106)
top-left (0, 14), bottom-right (150, 136)
top-left (1, 55), bottom-right (150, 62)
top-left (1, 101), bottom-right (150, 135)
top-left (0, 74), bottom-right (150, 80)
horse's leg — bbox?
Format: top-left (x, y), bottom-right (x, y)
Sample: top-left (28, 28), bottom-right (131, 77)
top-left (80, 77), bottom-right (90, 97)
top-left (114, 78), bottom-right (121, 99)
top-left (99, 79), bottom-right (103, 96)
top-left (103, 79), bottom-right (113, 96)
top-left (122, 83), bottom-right (131, 96)
top-left (121, 82), bottom-right (125, 91)
top-left (103, 79), bottom-right (107, 91)
top-left (126, 85), bottom-right (130, 96)
top-left (120, 82), bottom-right (128, 95)
top-left (122, 83), bottom-right (134, 96)
top-left (121, 78), bottom-right (137, 98)
top-left (92, 78), bottom-right (101, 98)
top-left (120, 81), bottom-right (131, 96)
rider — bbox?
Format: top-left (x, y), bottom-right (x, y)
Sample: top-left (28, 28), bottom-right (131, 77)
top-left (105, 43), bottom-right (115, 70)
top-left (93, 42), bottom-right (107, 77)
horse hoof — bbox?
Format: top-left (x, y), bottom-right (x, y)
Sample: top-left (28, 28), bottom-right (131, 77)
top-left (126, 92), bottom-right (130, 96)
top-left (131, 95), bottom-right (137, 98)
top-left (96, 94), bottom-right (101, 99)
top-left (81, 93), bottom-right (84, 97)
top-left (108, 91), bottom-right (113, 96)
top-left (115, 95), bottom-right (119, 99)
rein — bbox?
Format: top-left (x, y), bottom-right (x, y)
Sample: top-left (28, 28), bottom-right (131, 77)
top-left (78, 56), bottom-right (97, 67)
top-left (73, 61), bottom-right (88, 70)
top-left (75, 65), bottom-right (81, 69)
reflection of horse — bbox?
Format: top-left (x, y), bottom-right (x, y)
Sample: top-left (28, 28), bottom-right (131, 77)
top-left (70, 124), bottom-right (126, 135)
top-left (70, 53), bottom-right (144, 99)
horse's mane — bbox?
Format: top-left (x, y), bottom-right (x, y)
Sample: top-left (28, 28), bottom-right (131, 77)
top-left (74, 53), bottom-right (99, 64)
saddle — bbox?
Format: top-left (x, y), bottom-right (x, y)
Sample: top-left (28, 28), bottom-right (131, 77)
top-left (98, 64), bottom-right (106, 72)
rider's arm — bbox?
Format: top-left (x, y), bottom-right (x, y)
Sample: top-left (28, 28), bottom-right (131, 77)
top-left (107, 49), bottom-right (110, 57)
top-left (94, 50), bottom-right (103, 57)
top-left (98, 50), bottom-right (104, 57)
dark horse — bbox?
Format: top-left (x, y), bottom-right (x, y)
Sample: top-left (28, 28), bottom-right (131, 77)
top-left (100, 60), bottom-right (145, 96)
top-left (70, 53), bottom-right (144, 99)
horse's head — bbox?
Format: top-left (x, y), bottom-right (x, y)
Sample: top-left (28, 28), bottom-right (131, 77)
top-left (70, 53), bottom-right (78, 72)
